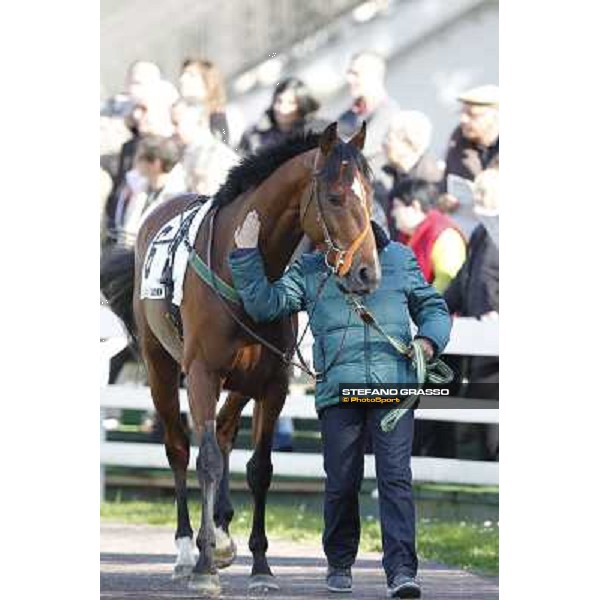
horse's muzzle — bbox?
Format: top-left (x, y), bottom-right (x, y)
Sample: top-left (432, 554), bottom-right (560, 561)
top-left (342, 261), bottom-right (381, 295)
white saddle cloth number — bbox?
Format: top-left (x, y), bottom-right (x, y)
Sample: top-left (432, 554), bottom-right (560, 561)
top-left (140, 199), bottom-right (213, 306)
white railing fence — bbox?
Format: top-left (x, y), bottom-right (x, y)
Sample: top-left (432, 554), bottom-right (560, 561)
top-left (100, 306), bottom-right (498, 499)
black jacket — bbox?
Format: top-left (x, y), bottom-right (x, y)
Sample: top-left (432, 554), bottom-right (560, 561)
top-left (238, 113), bottom-right (327, 156)
top-left (444, 222), bottom-right (499, 318)
top-left (104, 134), bottom-right (141, 234)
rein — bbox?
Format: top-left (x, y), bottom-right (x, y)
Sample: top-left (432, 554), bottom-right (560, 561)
top-left (292, 270), bottom-right (352, 382)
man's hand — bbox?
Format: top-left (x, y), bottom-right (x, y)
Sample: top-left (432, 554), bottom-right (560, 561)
top-left (462, 148), bottom-right (483, 175)
top-left (438, 193), bottom-right (459, 213)
top-left (413, 337), bottom-right (435, 361)
top-left (234, 210), bottom-right (261, 248)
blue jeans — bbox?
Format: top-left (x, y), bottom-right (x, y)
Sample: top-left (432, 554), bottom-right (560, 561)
top-left (319, 404), bottom-right (417, 582)
top-left (273, 416), bottom-right (294, 450)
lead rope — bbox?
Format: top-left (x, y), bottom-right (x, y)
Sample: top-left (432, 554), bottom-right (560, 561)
top-left (345, 294), bottom-right (453, 432)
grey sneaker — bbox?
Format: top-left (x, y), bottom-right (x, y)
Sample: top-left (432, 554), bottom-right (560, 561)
top-left (326, 566), bottom-right (352, 593)
top-left (387, 573), bottom-right (421, 598)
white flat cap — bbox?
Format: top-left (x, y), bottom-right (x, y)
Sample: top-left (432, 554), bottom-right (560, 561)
top-left (458, 84), bottom-right (499, 106)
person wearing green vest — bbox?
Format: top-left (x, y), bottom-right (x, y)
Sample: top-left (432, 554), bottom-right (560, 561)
top-left (228, 210), bottom-right (451, 598)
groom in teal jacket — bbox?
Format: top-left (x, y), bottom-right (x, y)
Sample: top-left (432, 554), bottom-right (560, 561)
top-left (228, 210), bottom-right (451, 598)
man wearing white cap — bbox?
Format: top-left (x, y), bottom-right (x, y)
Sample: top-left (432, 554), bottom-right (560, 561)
top-left (440, 85), bottom-right (499, 237)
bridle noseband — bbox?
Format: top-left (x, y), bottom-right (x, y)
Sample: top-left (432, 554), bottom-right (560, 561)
top-left (300, 155), bottom-right (372, 278)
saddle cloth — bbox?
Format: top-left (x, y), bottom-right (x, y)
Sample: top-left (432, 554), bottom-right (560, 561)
top-left (140, 198), bottom-right (213, 306)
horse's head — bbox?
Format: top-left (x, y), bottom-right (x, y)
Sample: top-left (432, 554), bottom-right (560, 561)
top-left (300, 121), bottom-right (381, 294)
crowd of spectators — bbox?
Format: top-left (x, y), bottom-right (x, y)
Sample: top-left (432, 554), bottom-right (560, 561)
top-left (100, 51), bottom-right (499, 459)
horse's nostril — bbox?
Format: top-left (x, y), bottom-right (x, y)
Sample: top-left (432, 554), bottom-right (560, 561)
top-left (351, 263), bottom-right (379, 292)
top-left (358, 266), bottom-right (370, 285)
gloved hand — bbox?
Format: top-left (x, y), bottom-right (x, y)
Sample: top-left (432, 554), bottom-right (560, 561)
top-left (410, 337), bottom-right (435, 362)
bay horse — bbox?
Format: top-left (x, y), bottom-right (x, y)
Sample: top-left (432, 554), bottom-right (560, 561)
top-left (102, 122), bottom-right (380, 595)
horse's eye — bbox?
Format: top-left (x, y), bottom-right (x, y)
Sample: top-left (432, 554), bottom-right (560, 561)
top-left (329, 194), bottom-right (343, 205)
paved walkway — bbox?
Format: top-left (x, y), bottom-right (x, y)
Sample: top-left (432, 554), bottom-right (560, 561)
top-left (101, 523), bottom-right (498, 599)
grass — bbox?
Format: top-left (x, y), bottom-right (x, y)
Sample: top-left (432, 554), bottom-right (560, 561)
top-left (101, 498), bottom-right (498, 575)
top-left (415, 483), bottom-right (499, 495)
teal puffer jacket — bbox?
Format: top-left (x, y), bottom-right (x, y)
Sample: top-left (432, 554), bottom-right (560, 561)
top-left (228, 242), bottom-right (451, 411)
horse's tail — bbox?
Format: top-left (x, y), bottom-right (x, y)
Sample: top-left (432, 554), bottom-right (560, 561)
top-left (100, 244), bottom-right (137, 342)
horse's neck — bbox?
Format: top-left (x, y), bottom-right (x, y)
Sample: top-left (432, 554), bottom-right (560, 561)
top-left (246, 151), bottom-right (314, 279)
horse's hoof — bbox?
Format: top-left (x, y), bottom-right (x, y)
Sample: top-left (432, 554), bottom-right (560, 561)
top-left (215, 538), bottom-right (237, 569)
top-left (249, 573), bottom-right (279, 592)
top-left (172, 563), bottom-right (194, 581)
top-left (188, 572), bottom-right (220, 595)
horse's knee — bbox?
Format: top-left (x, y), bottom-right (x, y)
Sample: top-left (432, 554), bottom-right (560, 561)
top-left (216, 416), bottom-right (238, 454)
top-left (267, 372), bottom-right (289, 403)
top-left (197, 429), bottom-right (223, 484)
top-left (165, 429), bottom-right (190, 472)
top-left (217, 394), bottom-right (248, 452)
top-left (246, 453), bottom-right (273, 495)
top-left (166, 444), bottom-right (189, 472)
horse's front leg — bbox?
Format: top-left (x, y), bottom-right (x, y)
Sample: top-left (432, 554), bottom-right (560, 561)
top-left (185, 360), bottom-right (223, 595)
top-left (246, 379), bottom-right (287, 592)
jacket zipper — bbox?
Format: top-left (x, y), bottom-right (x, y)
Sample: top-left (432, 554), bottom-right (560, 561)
top-left (364, 321), bottom-right (371, 384)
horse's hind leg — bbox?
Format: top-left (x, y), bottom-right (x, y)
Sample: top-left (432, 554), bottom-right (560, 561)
top-left (214, 391), bottom-right (251, 569)
top-left (185, 358), bottom-right (223, 595)
top-left (142, 333), bottom-right (195, 580)
top-left (246, 376), bottom-right (287, 592)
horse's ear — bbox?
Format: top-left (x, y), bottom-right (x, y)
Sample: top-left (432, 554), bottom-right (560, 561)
top-left (319, 122), bottom-right (338, 156)
top-left (349, 121), bottom-right (367, 151)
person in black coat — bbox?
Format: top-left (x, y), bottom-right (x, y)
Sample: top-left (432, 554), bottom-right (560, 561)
top-left (444, 221), bottom-right (498, 319)
top-left (444, 168), bottom-right (499, 321)
top-left (239, 77), bottom-right (327, 155)
top-left (444, 168), bottom-right (499, 460)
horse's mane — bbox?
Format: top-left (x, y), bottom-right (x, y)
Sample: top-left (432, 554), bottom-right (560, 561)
top-left (213, 132), bottom-right (320, 208)
top-left (213, 130), bottom-right (373, 208)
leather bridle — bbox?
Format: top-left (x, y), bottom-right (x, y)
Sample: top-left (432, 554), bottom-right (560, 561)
top-left (300, 155), bottom-right (372, 278)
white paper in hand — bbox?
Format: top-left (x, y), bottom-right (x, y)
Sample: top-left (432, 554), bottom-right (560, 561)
top-left (447, 174), bottom-right (475, 207)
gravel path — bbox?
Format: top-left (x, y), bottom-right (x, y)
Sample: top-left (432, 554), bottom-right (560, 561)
top-left (101, 523), bottom-right (499, 599)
